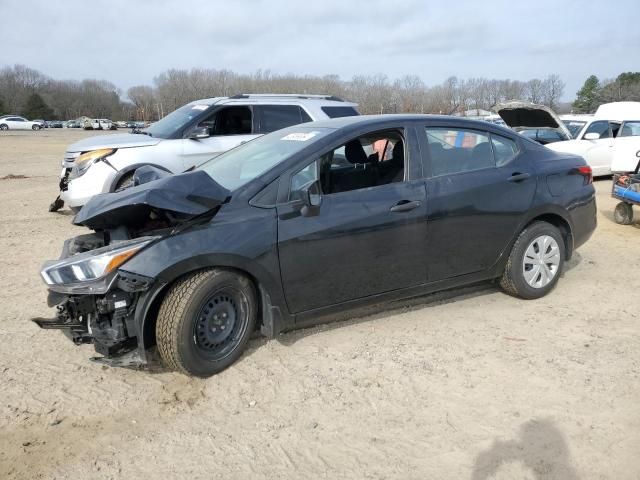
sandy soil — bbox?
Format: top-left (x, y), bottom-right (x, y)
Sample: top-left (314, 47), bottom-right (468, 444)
top-left (0, 129), bottom-right (639, 479)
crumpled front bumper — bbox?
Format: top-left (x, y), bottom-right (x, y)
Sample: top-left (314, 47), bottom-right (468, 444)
top-left (33, 270), bottom-right (157, 366)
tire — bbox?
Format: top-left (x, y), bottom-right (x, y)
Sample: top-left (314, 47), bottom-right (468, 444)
top-left (156, 269), bottom-right (257, 377)
top-left (613, 202), bottom-right (633, 225)
top-left (500, 221), bottom-right (565, 300)
top-left (114, 172), bottom-right (135, 192)
top-left (32, 124), bottom-right (41, 131)
top-left (0, 124), bottom-right (8, 131)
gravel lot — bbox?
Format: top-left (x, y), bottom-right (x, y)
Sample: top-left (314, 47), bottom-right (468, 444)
top-left (1, 129), bottom-right (639, 479)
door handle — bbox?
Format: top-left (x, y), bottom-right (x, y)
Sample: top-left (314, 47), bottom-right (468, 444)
top-left (390, 200), bottom-right (421, 213)
top-left (508, 172), bottom-right (531, 182)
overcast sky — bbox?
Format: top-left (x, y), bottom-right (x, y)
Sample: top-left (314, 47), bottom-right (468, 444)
top-left (1, 0), bottom-right (639, 100)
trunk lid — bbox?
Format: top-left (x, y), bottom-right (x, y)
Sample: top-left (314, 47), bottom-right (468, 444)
top-left (496, 101), bottom-right (572, 140)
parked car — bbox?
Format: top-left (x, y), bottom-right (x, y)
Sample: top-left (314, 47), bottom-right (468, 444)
top-left (48, 120), bottom-right (64, 128)
top-left (49, 94), bottom-right (359, 212)
top-left (83, 118), bottom-right (113, 130)
top-left (115, 121), bottom-right (128, 128)
top-left (0, 116), bottom-right (43, 130)
top-left (34, 114), bottom-right (597, 376)
top-left (65, 120), bottom-right (81, 128)
top-left (497, 101), bottom-right (640, 176)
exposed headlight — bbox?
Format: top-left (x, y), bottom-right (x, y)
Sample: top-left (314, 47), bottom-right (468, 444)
top-left (636, 150), bottom-right (640, 158)
top-left (70, 148), bottom-right (115, 178)
top-left (41, 237), bottom-right (156, 291)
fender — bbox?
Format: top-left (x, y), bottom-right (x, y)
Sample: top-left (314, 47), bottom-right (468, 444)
top-left (108, 163), bottom-right (173, 192)
top-left (129, 251), bottom-right (293, 355)
top-left (487, 204), bottom-right (575, 278)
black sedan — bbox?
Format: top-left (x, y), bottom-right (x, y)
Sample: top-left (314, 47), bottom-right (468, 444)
top-left (35, 115), bottom-right (597, 377)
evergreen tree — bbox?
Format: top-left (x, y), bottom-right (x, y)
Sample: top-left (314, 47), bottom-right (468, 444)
top-left (573, 75), bottom-right (600, 113)
top-left (0, 96), bottom-right (5, 115)
top-left (22, 93), bottom-right (54, 119)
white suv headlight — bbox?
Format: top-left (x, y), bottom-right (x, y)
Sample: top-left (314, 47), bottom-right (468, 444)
top-left (70, 148), bottom-right (115, 178)
top-left (41, 237), bottom-right (155, 289)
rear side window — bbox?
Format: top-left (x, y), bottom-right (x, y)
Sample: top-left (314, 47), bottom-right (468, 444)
top-left (257, 105), bottom-right (311, 133)
top-left (583, 120), bottom-right (610, 139)
top-left (425, 127), bottom-right (493, 176)
top-left (491, 135), bottom-right (519, 166)
top-left (620, 121), bottom-right (640, 137)
top-left (321, 106), bottom-right (359, 118)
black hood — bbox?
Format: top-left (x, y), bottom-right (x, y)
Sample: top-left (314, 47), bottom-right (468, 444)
top-left (74, 170), bottom-right (230, 230)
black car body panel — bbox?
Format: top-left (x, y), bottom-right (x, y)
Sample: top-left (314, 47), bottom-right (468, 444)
top-left (36, 115), bottom-right (597, 367)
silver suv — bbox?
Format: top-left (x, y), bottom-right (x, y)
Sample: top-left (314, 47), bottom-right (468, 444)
top-left (50, 94), bottom-right (359, 211)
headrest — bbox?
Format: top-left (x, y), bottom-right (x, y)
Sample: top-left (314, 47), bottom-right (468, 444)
top-left (345, 140), bottom-right (369, 164)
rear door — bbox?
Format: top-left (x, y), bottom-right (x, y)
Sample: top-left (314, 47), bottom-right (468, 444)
top-left (420, 123), bottom-right (537, 281)
top-left (276, 124), bottom-right (427, 313)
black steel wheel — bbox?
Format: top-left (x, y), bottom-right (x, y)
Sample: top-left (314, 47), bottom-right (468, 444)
top-left (156, 269), bottom-right (257, 377)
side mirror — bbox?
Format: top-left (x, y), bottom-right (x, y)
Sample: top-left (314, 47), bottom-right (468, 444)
top-left (188, 126), bottom-right (210, 140)
top-left (293, 181), bottom-right (322, 217)
top-left (583, 132), bottom-right (600, 140)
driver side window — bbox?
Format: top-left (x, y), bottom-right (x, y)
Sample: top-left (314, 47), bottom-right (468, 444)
top-left (583, 120), bottom-right (610, 139)
top-left (289, 162), bottom-right (318, 201)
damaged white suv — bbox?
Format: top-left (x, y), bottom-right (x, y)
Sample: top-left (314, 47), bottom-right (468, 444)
top-left (50, 94), bottom-right (359, 211)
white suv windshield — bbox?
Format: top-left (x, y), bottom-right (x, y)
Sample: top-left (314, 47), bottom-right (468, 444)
top-left (144, 103), bottom-right (212, 138)
top-left (199, 127), bottom-right (332, 190)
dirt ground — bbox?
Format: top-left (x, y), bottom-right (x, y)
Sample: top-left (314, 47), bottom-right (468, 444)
top-left (0, 129), bottom-right (639, 479)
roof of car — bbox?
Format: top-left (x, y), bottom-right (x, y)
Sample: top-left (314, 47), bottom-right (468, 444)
top-left (300, 113), bottom-right (509, 130)
top-left (187, 94), bottom-right (357, 107)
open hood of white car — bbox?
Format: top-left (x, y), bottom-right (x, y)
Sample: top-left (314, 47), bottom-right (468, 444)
top-left (67, 133), bottom-right (161, 153)
top-left (496, 101), bottom-right (572, 139)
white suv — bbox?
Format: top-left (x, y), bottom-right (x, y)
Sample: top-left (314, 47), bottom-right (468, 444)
top-left (51, 94), bottom-right (359, 211)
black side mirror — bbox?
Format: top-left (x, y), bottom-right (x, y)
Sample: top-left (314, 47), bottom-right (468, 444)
top-left (188, 126), bottom-right (210, 140)
top-left (293, 181), bottom-right (322, 217)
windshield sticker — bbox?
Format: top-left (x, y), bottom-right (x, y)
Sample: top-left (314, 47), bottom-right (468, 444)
top-left (281, 131), bottom-right (319, 142)
top-left (191, 105), bottom-right (209, 111)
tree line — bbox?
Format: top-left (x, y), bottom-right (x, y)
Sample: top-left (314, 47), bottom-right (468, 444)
top-left (1, 63), bottom-right (638, 121)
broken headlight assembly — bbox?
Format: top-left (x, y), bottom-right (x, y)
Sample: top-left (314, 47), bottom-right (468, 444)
top-left (40, 237), bottom-right (157, 294)
top-left (69, 148), bottom-right (116, 179)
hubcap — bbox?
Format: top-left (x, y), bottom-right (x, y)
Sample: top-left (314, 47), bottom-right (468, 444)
top-left (522, 235), bottom-right (560, 288)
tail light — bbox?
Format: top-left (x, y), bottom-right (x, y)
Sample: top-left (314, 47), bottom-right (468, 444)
top-left (576, 166), bottom-right (593, 185)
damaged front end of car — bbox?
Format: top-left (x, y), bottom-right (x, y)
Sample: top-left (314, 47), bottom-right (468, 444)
top-left (33, 169), bottom-right (230, 367)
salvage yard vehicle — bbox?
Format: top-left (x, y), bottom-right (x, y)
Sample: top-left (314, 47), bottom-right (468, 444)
top-left (49, 94), bottom-right (359, 212)
top-left (0, 116), bottom-right (43, 131)
top-left (34, 114), bottom-right (597, 377)
top-left (498, 101), bottom-right (640, 176)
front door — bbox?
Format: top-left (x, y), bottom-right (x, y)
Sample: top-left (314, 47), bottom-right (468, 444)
top-left (421, 125), bottom-right (537, 281)
top-left (181, 105), bottom-right (260, 169)
top-left (277, 129), bottom-right (428, 314)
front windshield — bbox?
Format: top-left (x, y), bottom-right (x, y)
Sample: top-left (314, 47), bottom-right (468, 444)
top-left (199, 127), bottom-right (333, 190)
top-left (144, 102), bottom-right (212, 138)
top-left (563, 120), bottom-right (587, 139)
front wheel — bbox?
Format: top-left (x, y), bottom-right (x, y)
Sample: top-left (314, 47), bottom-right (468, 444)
top-left (613, 202), bottom-right (633, 225)
top-left (0, 124), bottom-right (8, 131)
top-left (156, 269), bottom-right (257, 377)
top-left (500, 222), bottom-right (565, 299)
top-left (114, 172), bottom-right (135, 192)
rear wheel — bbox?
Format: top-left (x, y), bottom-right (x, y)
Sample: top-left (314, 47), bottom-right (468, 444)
top-left (32, 124), bottom-right (41, 131)
top-left (613, 202), bottom-right (633, 225)
top-left (500, 222), bottom-right (565, 299)
top-left (156, 269), bottom-right (257, 377)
